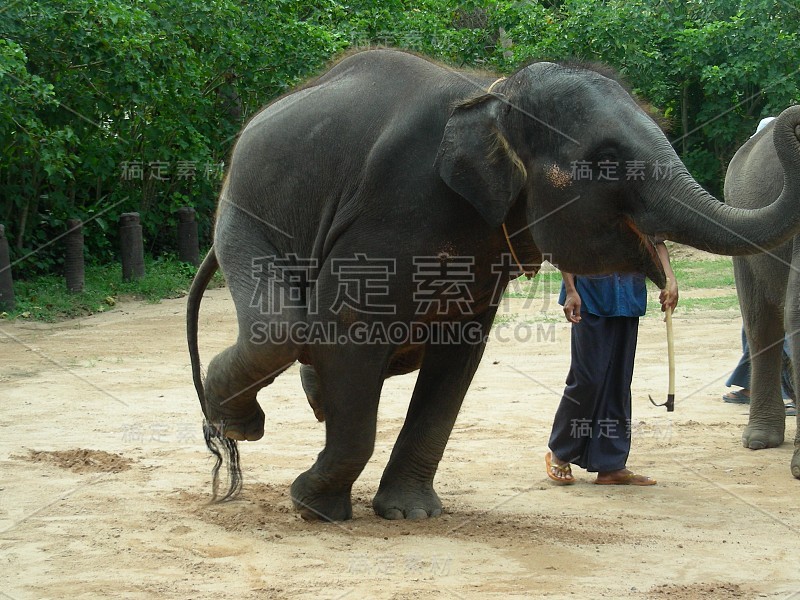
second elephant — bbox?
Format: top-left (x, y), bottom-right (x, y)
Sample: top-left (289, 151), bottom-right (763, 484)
top-left (725, 111), bottom-right (800, 478)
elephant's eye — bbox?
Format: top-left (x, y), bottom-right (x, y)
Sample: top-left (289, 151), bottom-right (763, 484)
top-left (588, 142), bottom-right (622, 164)
top-left (595, 152), bottom-right (618, 163)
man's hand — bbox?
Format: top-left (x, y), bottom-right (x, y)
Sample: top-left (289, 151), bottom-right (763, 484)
top-left (655, 241), bottom-right (679, 315)
top-left (659, 278), bottom-right (679, 313)
top-left (563, 291), bottom-right (582, 323)
top-left (561, 272), bottom-right (582, 323)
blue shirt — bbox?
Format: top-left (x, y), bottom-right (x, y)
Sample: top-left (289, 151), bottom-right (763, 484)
top-left (558, 273), bottom-right (647, 318)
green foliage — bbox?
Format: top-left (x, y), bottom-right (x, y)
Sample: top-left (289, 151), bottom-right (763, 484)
top-left (494, 0), bottom-right (799, 192)
top-left (1, 0), bottom-right (347, 278)
top-left (2, 0), bottom-right (798, 281)
top-left (2, 253), bottom-right (222, 322)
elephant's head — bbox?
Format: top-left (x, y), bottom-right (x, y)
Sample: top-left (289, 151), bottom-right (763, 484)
top-left (435, 62), bottom-right (800, 287)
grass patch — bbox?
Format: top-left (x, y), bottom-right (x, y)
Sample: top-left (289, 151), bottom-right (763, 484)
top-left (663, 295), bottom-right (740, 312)
top-left (4, 255), bottom-right (738, 323)
top-left (503, 257), bottom-right (738, 320)
top-left (505, 258), bottom-right (736, 297)
top-left (493, 313), bottom-right (519, 325)
top-left (645, 257), bottom-right (737, 314)
top-left (2, 255), bottom-right (224, 322)
top-left (503, 269), bottom-right (562, 300)
top-left (668, 257), bottom-right (735, 288)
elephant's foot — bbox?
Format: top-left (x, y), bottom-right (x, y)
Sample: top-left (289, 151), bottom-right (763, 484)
top-left (372, 482), bottom-right (443, 520)
top-left (290, 470), bottom-right (352, 522)
top-left (300, 365), bottom-right (325, 422)
top-left (792, 447), bottom-right (800, 479)
top-left (742, 420), bottom-right (784, 450)
top-left (204, 395), bottom-right (265, 442)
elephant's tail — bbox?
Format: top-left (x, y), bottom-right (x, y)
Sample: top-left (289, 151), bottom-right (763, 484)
top-left (187, 246), bottom-right (218, 413)
top-left (186, 247), bottom-right (243, 502)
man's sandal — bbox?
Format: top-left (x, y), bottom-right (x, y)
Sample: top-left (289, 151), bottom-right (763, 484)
top-left (545, 451), bottom-right (575, 485)
top-left (722, 389), bottom-right (750, 404)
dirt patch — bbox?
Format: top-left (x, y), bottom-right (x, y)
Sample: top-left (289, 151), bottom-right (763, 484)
top-left (16, 448), bottom-right (135, 473)
top-left (180, 482), bottom-right (630, 547)
top-left (647, 583), bottom-right (748, 599)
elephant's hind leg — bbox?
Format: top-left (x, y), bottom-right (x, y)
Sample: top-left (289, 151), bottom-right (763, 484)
top-left (291, 344), bottom-right (390, 521)
top-left (203, 338), bottom-right (296, 441)
top-left (300, 364), bottom-right (325, 422)
top-left (203, 258), bottom-right (303, 440)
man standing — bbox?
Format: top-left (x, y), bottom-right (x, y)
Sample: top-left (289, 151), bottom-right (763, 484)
top-left (545, 241), bottom-right (678, 485)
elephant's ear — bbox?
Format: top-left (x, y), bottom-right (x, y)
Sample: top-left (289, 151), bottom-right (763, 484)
top-left (435, 96), bottom-right (527, 228)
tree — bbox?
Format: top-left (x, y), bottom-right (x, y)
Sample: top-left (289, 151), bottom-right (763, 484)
top-left (2, 0), bottom-right (797, 276)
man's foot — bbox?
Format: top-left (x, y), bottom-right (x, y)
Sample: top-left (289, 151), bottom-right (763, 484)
top-left (545, 451), bottom-right (575, 485)
top-left (722, 388), bottom-right (750, 404)
top-left (594, 468), bottom-right (656, 486)
top-left (786, 401), bottom-right (797, 417)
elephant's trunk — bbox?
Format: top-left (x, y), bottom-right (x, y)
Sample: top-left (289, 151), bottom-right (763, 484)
top-left (638, 105), bottom-right (800, 254)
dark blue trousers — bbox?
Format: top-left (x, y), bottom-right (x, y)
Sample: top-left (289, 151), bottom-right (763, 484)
top-left (548, 312), bottom-right (638, 473)
top-left (725, 328), bottom-right (794, 400)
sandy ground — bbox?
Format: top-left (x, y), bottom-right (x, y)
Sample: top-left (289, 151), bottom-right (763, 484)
top-left (1, 258), bottom-right (799, 599)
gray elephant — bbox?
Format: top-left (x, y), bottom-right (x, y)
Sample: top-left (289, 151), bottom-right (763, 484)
top-left (187, 49), bottom-right (800, 521)
top-left (725, 112), bottom-right (800, 477)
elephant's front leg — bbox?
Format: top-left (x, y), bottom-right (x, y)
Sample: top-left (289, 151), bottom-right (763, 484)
top-left (742, 307), bottom-right (787, 450)
top-left (290, 344), bottom-right (390, 522)
top-left (373, 312), bottom-right (494, 520)
top-left (735, 254), bottom-right (787, 451)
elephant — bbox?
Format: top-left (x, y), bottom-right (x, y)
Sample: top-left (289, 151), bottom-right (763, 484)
top-left (187, 49), bottom-right (800, 521)
top-left (725, 113), bottom-right (800, 477)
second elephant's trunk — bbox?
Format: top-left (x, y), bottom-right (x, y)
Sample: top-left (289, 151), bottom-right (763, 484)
top-left (638, 106), bottom-right (800, 254)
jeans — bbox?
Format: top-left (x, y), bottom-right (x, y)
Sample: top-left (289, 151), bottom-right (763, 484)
top-left (725, 328), bottom-right (794, 400)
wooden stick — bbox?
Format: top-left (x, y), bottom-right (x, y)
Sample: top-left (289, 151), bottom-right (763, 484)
top-left (649, 306), bottom-right (675, 411)
top-left (666, 306), bottom-right (675, 411)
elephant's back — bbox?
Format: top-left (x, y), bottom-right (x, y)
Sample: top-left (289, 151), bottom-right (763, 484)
top-left (232, 50), bottom-right (485, 173)
top-left (218, 50), bottom-right (487, 253)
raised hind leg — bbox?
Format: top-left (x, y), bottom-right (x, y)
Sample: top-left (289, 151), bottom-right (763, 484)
top-left (204, 237), bottom-right (304, 440)
top-left (203, 339), bottom-right (297, 441)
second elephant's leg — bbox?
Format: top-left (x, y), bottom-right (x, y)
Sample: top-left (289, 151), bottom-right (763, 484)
top-left (785, 241), bottom-right (800, 477)
top-left (743, 308), bottom-right (786, 450)
top-left (373, 313), bottom-right (494, 520)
